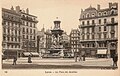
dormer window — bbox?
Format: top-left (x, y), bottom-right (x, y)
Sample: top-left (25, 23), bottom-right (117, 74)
top-left (103, 11), bottom-right (107, 15)
top-left (92, 13), bottom-right (95, 17)
top-left (98, 12), bottom-right (102, 16)
top-left (111, 10), bottom-right (114, 15)
top-left (87, 14), bottom-right (90, 18)
top-left (82, 15), bottom-right (85, 18)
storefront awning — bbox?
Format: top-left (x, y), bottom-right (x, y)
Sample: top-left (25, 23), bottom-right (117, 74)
top-left (30, 52), bottom-right (39, 56)
top-left (23, 52), bottom-right (31, 56)
top-left (97, 49), bottom-right (107, 54)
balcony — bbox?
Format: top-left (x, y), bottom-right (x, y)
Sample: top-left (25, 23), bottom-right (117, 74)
top-left (106, 22), bottom-right (118, 26)
top-left (79, 24), bottom-right (95, 28)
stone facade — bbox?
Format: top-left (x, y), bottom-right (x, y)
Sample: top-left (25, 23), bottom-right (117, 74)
top-left (2, 6), bottom-right (38, 58)
top-left (79, 3), bottom-right (118, 57)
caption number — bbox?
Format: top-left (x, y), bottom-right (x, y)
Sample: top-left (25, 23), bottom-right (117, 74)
top-left (4, 71), bottom-right (8, 73)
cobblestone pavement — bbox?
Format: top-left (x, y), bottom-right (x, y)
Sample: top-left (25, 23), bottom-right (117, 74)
top-left (2, 57), bottom-right (116, 69)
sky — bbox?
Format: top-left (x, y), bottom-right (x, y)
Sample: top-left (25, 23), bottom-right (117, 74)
top-left (1, 0), bottom-right (119, 34)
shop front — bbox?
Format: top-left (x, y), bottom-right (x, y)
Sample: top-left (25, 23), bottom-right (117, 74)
top-left (79, 48), bottom-right (96, 57)
top-left (96, 49), bottom-right (107, 58)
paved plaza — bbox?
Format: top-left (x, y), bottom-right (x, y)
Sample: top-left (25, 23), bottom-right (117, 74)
top-left (2, 57), bottom-right (117, 69)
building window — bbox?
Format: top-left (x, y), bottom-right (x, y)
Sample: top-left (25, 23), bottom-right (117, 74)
top-left (26, 22), bottom-right (28, 26)
top-left (3, 28), bottom-right (6, 33)
top-left (98, 12), bottom-right (101, 16)
top-left (8, 29), bottom-right (10, 34)
top-left (92, 43), bottom-right (95, 47)
top-left (104, 26), bottom-right (107, 31)
top-left (87, 28), bottom-right (89, 33)
top-left (83, 15), bottom-right (85, 18)
top-left (23, 28), bottom-right (25, 33)
top-left (8, 37), bottom-right (10, 41)
top-left (18, 38), bottom-right (20, 42)
top-left (92, 27), bottom-right (94, 32)
top-left (3, 36), bottom-right (6, 41)
top-left (104, 43), bottom-right (107, 47)
top-left (27, 35), bottom-right (28, 39)
top-left (82, 28), bottom-right (84, 33)
top-left (104, 19), bottom-right (107, 24)
top-left (23, 35), bottom-right (25, 39)
top-left (92, 13), bottom-right (95, 17)
top-left (92, 35), bottom-right (94, 39)
top-left (111, 26), bottom-right (115, 30)
top-left (104, 11), bottom-right (107, 15)
top-left (22, 21), bottom-right (25, 25)
top-left (8, 22), bottom-right (10, 26)
top-left (111, 33), bottom-right (115, 38)
top-left (26, 28), bottom-right (28, 33)
top-left (34, 24), bottom-right (36, 28)
top-left (82, 35), bottom-right (84, 40)
top-left (98, 34), bottom-right (101, 39)
top-left (19, 31), bottom-right (21, 35)
top-left (87, 35), bottom-right (89, 39)
top-left (30, 36), bottom-right (32, 40)
top-left (104, 33), bottom-right (107, 38)
top-left (92, 20), bottom-right (95, 24)
top-left (99, 26), bottom-right (101, 32)
top-left (87, 44), bottom-right (89, 47)
top-left (11, 45), bottom-right (13, 48)
top-left (30, 29), bottom-right (32, 33)
top-left (34, 29), bottom-right (35, 34)
top-left (111, 11), bottom-right (114, 15)
top-left (87, 14), bottom-right (90, 18)
top-left (11, 37), bottom-right (13, 41)
top-left (82, 21), bottom-right (84, 25)
top-left (99, 43), bottom-right (102, 47)
top-left (99, 19), bottom-right (101, 24)
top-left (87, 21), bottom-right (89, 25)
top-left (30, 23), bottom-right (32, 27)
top-left (15, 30), bottom-right (17, 35)
top-left (111, 18), bottom-right (115, 23)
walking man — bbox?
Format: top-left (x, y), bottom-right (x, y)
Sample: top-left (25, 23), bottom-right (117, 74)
top-left (13, 56), bottom-right (17, 65)
top-left (79, 54), bottom-right (82, 61)
top-left (113, 54), bottom-right (118, 68)
top-left (83, 54), bottom-right (86, 61)
top-left (28, 55), bottom-right (32, 63)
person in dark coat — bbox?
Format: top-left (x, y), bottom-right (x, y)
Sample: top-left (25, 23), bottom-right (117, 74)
top-left (113, 54), bottom-right (118, 67)
top-left (13, 56), bottom-right (17, 65)
top-left (83, 54), bottom-right (86, 61)
top-left (79, 54), bottom-right (82, 61)
top-left (28, 55), bottom-right (32, 63)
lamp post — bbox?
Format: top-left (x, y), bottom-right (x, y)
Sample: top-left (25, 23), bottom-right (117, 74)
top-left (75, 41), bottom-right (77, 62)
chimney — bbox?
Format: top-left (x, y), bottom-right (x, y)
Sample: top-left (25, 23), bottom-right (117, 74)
top-left (81, 9), bottom-right (83, 13)
top-left (16, 6), bottom-right (20, 13)
top-left (11, 6), bottom-right (14, 10)
top-left (97, 4), bottom-right (100, 10)
top-left (26, 8), bottom-right (29, 14)
top-left (109, 3), bottom-right (112, 8)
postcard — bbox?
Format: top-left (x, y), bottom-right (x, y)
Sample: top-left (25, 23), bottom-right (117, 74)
top-left (0, 0), bottom-right (119, 76)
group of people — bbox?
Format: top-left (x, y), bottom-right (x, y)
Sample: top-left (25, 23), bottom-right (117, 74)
top-left (12, 54), bottom-right (118, 68)
top-left (12, 55), bottom-right (32, 65)
top-left (112, 54), bottom-right (118, 68)
top-left (75, 54), bottom-right (118, 68)
top-left (75, 54), bottom-right (86, 62)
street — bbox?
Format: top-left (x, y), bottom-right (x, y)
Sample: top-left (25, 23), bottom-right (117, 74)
top-left (2, 57), bottom-right (117, 69)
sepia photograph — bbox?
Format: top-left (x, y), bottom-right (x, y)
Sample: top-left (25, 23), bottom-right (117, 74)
top-left (0, 0), bottom-right (119, 76)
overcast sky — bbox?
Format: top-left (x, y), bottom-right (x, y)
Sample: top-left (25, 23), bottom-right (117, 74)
top-left (1, 0), bottom-right (118, 34)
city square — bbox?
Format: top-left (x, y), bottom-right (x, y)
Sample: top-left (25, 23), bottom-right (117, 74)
top-left (2, 57), bottom-right (115, 69)
top-left (1, 0), bottom-right (118, 70)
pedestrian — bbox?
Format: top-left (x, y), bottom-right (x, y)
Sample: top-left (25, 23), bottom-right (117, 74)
top-left (12, 56), bottom-right (17, 65)
top-left (83, 54), bottom-right (86, 61)
top-left (112, 54), bottom-right (118, 68)
top-left (79, 54), bottom-right (82, 61)
top-left (28, 55), bottom-right (32, 63)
